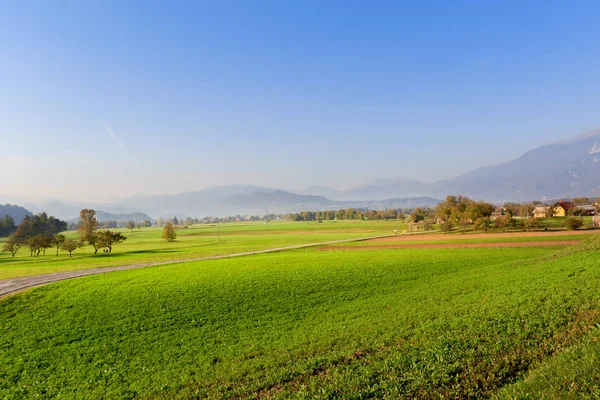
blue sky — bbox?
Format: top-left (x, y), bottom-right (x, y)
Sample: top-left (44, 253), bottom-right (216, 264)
top-left (1, 1), bottom-right (599, 202)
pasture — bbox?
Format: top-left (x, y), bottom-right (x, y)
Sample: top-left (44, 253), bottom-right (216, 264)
top-left (0, 220), bottom-right (406, 280)
top-left (1, 221), bottom-right (600, 398)
top-left (1, 219), bottom-right (596, 280)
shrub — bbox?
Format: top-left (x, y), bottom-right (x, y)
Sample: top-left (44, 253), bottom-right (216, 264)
top-left (523, 218), bottom-right (542, 232)
top-left (564, 217), bottom-right (584, 230)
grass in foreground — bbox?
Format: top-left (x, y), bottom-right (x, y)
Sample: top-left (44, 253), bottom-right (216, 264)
top-left (1, 238), bottom-right (600, 398)
top-left (497, 327), bottom-right (600, 399)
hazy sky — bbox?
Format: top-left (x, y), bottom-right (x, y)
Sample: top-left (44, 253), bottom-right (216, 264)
top-left (2, 1), bottom-right (600, 202)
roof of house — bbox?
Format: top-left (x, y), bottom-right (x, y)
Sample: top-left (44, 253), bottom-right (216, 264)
top-left (577, 204), bottom-right (596, 210)
top-left (533, 205), bottom-right (549, 212)
top-left (555, 201), bottom-right (576, 210)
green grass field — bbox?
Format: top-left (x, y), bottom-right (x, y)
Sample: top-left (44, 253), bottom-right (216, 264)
top-left (0, 220), bottom-right (407, 279)
top-left (2, 219), bottom-right (596, 280)
top-left (1, 225), bottom-right (600, 398)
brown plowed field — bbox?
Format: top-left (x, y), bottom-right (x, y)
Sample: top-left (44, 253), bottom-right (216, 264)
top-left (368, 229), bottom-right (599, 243)
top-left (321, 240), bottom-right (579, 251)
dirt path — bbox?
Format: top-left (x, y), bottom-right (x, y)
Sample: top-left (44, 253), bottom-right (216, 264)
top-left (321, 240), bottom-right (579, 251)
top-left (0, 234), bottom-right (393, 299)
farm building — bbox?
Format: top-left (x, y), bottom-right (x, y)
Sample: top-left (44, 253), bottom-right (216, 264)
top-left (576, 204), bottom-right (597, 216)
top-left (532, 205), bottom-right (550, 218)
top-left (490, 207), bottom-right (505, 220)
top-left (407, 221), bottom-right (433, 232)
top-left (553, 201), bottom-right (576, 217)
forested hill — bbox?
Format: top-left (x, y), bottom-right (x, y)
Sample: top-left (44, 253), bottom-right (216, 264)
top-left (0, 204), bottom-right (33, 224)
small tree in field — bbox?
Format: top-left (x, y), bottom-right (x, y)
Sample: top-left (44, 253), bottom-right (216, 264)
top-left (78, 209), bottom-right (98, 244)
top-left (88, 235), bottom-right (103, 254)
top-left (494, 215), bottom-right (512, 233)
top-left (39, 234), bottom-right (54, 256)
top-left (96, 230), bottom-right (127, 253)
top-left (3, 234), bottom-right (23, 257)
top-left (127, 221), bottom-right (136, 231)
top-left (61, 239), bottom-right (82, 257)
top-left (458, 216), bottom-right (471, 234)
top-left (564, 216), bottom-right (584, 230)
top-left (28, 235), bottom-right (46, 256)
top-left (54, 234), bottom-right (66, 256)
top-left (439, 219), bottom-right (453, 234)
top-left (522, 218), bottom-right (542, 232)
top-left (474, 217), bottom-right (491, 233)
top-left (162, 222), bottom-right (176, 242)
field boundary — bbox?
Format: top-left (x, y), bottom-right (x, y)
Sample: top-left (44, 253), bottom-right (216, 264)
top-left (0, 234), bottom-right (395, 299)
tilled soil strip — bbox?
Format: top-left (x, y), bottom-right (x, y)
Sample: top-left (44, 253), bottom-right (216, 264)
top-left (321, 240), bottom-right (579, 250)
top-left (369, 229), bottom-right (600, 243)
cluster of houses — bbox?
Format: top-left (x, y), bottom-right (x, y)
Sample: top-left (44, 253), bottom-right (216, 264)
top-left (532, 201), bottom-right (597, 218)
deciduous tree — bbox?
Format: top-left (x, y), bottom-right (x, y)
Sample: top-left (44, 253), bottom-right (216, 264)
top-left (162, 222), bottom-right (176, 242)
top-left (78, 209), bottom-right (98, 244)
top-left (564, 216), bottom-right (584, 230)
top-left (39, 234), bottom-right (54, 256)
top-left (61, 239), bottom-right (82, 257)
top-left (439, 219), bottom-right (453, 234)
top-left (96, 230), bottom-right (127, 253)
top-left (54, 234), bottom-right (66, 256)
top-left (126, 221), bottom-right (136, 231)
top-left (2, 234), bottom-right (23, 257)
top-left (494, 215), bottom-right (512, 233)
top-left (473, 217), bottom-right (491, 233)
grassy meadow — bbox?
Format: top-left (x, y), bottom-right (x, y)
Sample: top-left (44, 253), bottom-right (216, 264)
top-left (1, 218), bottom-right (596, 280)
top-left (0, 220), bottom-right (406, 279)
top-left (1, 224), bottom-right (600, 398)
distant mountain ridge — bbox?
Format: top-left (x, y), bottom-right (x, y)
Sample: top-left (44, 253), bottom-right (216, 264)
top-left (0, 204), bottom-right (33, 224)
top-left (94, 211), bottom-right (154, 223)
top-left (5, 129), bottom-right (600, 217)
top-left (108, 187), bottom-right (441, 218)
top-left (437, 131), bottom-right (600, 201)
top-left (300, 129), bottom-right (600, 202)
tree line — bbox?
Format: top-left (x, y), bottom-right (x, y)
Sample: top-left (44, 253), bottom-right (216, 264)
top-left (285, 208), bottom-right (428, 222)
top-left (434, 195), bottom-right (595, 234)
top-left (2, 212), bottom-right (69, 257)
top-left (93, 219), bottom-right (153, 230)
top-left (2, 210), bottom-right (127, 258)
top-left (0, 215), bottom-right (16, 237)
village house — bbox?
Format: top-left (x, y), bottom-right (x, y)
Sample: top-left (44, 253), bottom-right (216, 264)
top-left (490, 207), bottom-right (505, 220)
top-left (553, 201), bottom-right (576, 217)
top-left (532, 205), bottom-right (550, 218)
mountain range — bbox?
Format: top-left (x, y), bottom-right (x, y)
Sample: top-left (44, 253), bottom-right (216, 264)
top-left (302, 129), bottom-right (600, 203)
top-left (101, 186), bottom-right (440, 219)
top-left (3, 129), bottom-right (600, 219)
top-left (0, 204), bottom-right (32, 224)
